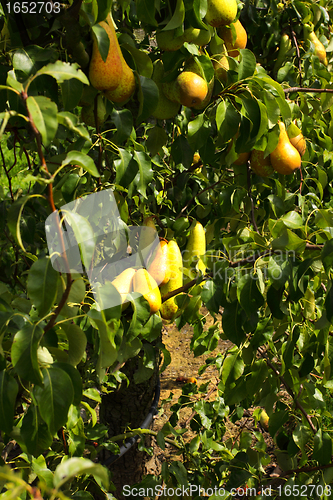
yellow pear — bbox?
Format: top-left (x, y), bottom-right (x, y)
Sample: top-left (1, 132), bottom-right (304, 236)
top-left (183, 220), bottom-right (206, 283)
top-left (270, 122), bottom-right (301, 175)
top-left (136, 216), bottom-right (158, 268)
top-left (89, 20), bottom-right (123, 91)
top-left (304, 24), bottom-right (328, 65)
top-left (132, 269), bottom-right (162, 314)
top-left (163, 71), bottom-right (208, 108)
top-left (233, 151), bottom-right (250, 165)
top-left (205, 0), bottom-right (237, 27)
top-left (111, 268), bottom-right (136, 310)
top-left (250, 149), bottom-right (274, 177)
top-left (104, 16), bottom-right (136, 103)
top-left (183, 58), bottom-right (214, 110)
top-left (151, 60), bottom-right (181, 120)
top-left (259, 409), bottom-right (269, 431)
top-left (160, 240), bottom-right (183, 320)
top-left (148, 240), bottom-right (170, 286)
top-left (218, 19), bottom-right (247, 57)
top-left (287, 122), bottom-right (306, 157)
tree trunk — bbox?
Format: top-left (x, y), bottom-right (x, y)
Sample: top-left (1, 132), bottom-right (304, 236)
top-left (99, 341), bottom-right (162, 499)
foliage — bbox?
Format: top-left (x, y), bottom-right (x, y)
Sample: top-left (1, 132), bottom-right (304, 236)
top-left (1, 0), bottom-right (333, 498)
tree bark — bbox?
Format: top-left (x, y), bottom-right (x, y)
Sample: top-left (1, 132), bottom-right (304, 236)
top-left (99, 341), bottom-right (162, 499)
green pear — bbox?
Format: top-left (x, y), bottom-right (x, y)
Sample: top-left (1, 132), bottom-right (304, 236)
top-left (205, 0), bottom-right (237, 27)
top-left (151, 60), bottom-right (181, 120)
top-left (79, 86), bottom-right (98, 107)
top-left (273, 33), bottom-right (293, 74)
top-left (89, 20), bottom-right (123, 91)
top-left (213, 54), bottom-right (229, 82)
top-left (183, 220), bottom-right (206, 283)
top-left (132, 269), bottom-right (162, 314)
top-left (81, 95), bottom-right (107, 127)
top-left (183, 26), bottom-right (212, 46)
top-left (156, 30), bottom-right (184, 51)
top-left (160, 240), bottom-right (183, 320)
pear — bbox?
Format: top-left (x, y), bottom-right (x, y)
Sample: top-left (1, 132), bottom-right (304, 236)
top-left (156, 30), bottom-right (184, 51)
top-left (205, 0), bottom-right (237, 27)
top-left (259, 409), bottom-right (270, 431)
top-left (111, 268), bottom-right (136, 310)
top-left (269, 122), bottom-right (301, 175)
top-left (250, 149), bottom-right (274, 177)
top-left (287, 122), bottom-right (306, 157)
top-left (273, 33), bottom-right (292, 74)
top-left (184, 26), bottom-right (212, 46)
top-left (79, 86), bottom-right (98, 107)
top-left (233, 151), bottom-right (250, 165)
top-left (163, 71), bottom-right (208, 108)
top-left (81, 95), bottom-right (107, 127)
top-left (160, 240), bottom-right (183, 320)
top-left (151, 60), bottom-right (181, 120)
top-left (89, 20), bottom-right (123, 91)
top-left (218, 19), bottom-right (247, 57)
top-left (136, 216), bottom-right (159, 268)
top-left (104, 61), bottom-right (136, 103)
top-left (183, 57), bottom-right (214, 110)
top-left (132, 269), bottom-right (162, 314)
top-left (148, 239), bottom-right (170, 286)
top-left (304, 24), bottom-right (328, 65)
top-left (213, 54), bottom-right (229, 82)
top-left (183, 220), bottom-right (206, 283)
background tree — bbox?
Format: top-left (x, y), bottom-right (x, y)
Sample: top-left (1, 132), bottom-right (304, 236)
top-left (1, 0), bottom-right (333, 499)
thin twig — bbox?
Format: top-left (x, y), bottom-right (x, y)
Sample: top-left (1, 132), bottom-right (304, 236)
top-left (247, 161), bottom-right (259, 233)
top-left (0, 145), bottom-right (14, 201)
top-left (290, 27), bottom-right (302, 87)
top-left (258, 347), bottom-right (317, 433)
top-left (284, 87), bottom-right (333, 94)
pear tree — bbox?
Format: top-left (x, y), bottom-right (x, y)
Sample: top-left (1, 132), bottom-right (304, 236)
top-left (1, 0), bottom-right (333, 498)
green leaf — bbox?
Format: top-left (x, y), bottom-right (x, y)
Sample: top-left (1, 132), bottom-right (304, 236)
top-left (134, 343), bottom-right (156, 384)
top-left (133, 151), bottom-right (154, 199)
top-left (88, 309), bottom-right (119, 379)
top-left (216, 100), bottom-right (240, 143)
top-left (322, 239), bottom-right (333, 275)
top-left (115, 148), bottom-right (138, 187)
top-left (237, 273), bottom-right (265, 317)
top-left (61, 150), bottom-right (100, 177)
top-left (126, 293), bottom-right (151, 340)
top-left (63, 211), bottom-right (96, 271)
top-left (222, 301), bottom-right (246, 346)
top-left (188, 114), bottom-right (211, 151)
top-left (91, 23), bottom-right (110, 63)
top-left (137, 76), bottom-right (159, 124)
top-left (54, 457), bottom-right (109, 489)
top-left (11, 324), bottom-right (43, 385)
top-left (53, 363), bottom-right (82, 406)
top-left (35, 61), bottom-right (89, 85)
top-left (325, 286), bottom-right (333, 324)
top-left (20, 404), bottom-right (53, 456)
top-left (221, 351), bottom-right (244, 385)
top-left (136, 0), bottom-right (158, 26)
top-left (146, 126), bottom-right (168, 157)
top-left (267, 285), bottom-right (285, 319)
top-left (27, 257), bottom-right (59, 317)
top-left (111, 108), bottom-right (133, 144)
top-left (0, 371), bottom-right (18, 434)
top-left (140, 313), bottom-right (163, 342)
top-left (122, 43), bottom-right (153, 78)
top-left (34, 365), bottom-right (74, 436)
top-left (184, 0), bottom-right (208, 29)
top-left (280, 211), bottom-right (303, 229)
top-left (31, 455), bottom-right (54, 489)
top-left (292, 423), bottom-right (312, 455)
top-left (60, 324), bottom-right (87, 368)
top-left (60, 80), bottom-right (84, 112)
top-left (271, 229), bottom-right (306, 252)
top-left (57, 112), bottom-right (91, 142)
top-left (96, 0), bottom-right (113, 23)
top-left (26, 96), bottom-right (58, 146)
top-left (238, 49), bottom-right (257, 80)
top-left (312, 429), bottom-right (332, 465)
top-left (163, 0), bottom-right (185, 31)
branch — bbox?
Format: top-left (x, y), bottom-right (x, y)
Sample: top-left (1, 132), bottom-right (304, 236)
top-left (0, 145), bottom-right (14, 201)
top-left (161, 277), bottom-right (204, 302)
top-left (284, 87), bottom-right (333, 94)
top-left (258, 347), bottom-right (317, 433)
top-left (108, 428), bottom-right (181, 449)
top-left (280, 462), bottom-right (333, 477)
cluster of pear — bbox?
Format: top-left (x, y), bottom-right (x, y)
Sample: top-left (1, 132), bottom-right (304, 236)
top-left (81, 13), bottom-right (136, 126)
top-left (109, 218), bottom-right (206, 321)
top-left (242, 122), bottom-right (306, 176)
top-left (152, 0), bottom-right (244, 119)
